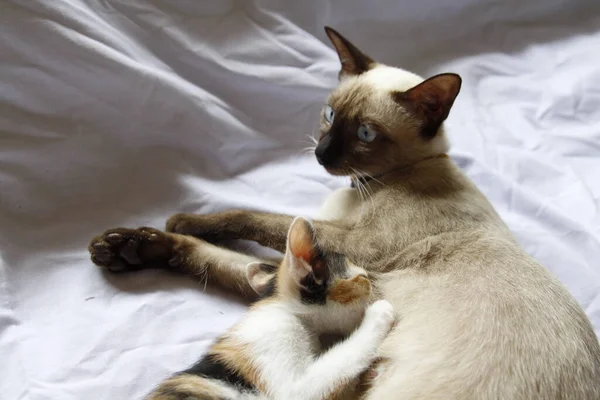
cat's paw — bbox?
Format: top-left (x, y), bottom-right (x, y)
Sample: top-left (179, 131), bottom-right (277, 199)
top-left (89, 227), bottom-right (176, 272)
top-left (364, 300), bottom-right (396, 334)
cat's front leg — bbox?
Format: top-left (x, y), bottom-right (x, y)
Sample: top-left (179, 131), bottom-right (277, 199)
top-left (167, 210), bottom-right (299, 253)
top-left (286, 300), bottom-right (396, 400)
top-left (166, 210), bottom-right (350, 255)
top-left (88, 227), bottom-right (266, 299)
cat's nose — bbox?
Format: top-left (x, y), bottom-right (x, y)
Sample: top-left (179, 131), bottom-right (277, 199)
top-left (315, 151), bottom-right (328, 166)
top-left (315, 134), bottom-right (336, 166)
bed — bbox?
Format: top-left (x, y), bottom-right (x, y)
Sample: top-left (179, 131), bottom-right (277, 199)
top-left (1, 1), bottom-right (599, 399)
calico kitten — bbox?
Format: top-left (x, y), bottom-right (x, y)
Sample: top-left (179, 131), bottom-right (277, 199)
top-left (146, 217), bottom-right (395, 400)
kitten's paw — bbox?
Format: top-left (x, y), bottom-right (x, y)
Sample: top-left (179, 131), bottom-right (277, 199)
top-left (364, 300), bottom-right (396, 333)
top-left (89, 227), bottom-right (176, 272)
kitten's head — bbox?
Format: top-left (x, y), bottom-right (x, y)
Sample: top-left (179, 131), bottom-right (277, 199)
top-left (315, 27), bottom-right (462, 177)
top-left (246, 217), bottom-right (371, 330)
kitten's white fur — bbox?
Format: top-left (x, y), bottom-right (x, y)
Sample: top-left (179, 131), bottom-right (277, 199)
top-left (234, 299), bottom-right (394, 400)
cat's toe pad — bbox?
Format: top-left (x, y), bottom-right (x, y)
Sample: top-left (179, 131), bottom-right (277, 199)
top-left (89, 227), bottom-right (173, 272)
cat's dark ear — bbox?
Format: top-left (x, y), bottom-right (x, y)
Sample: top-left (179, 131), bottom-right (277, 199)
top-left (286, 217), bottom-right (326, 282)
top-left (246, 262), bottom-right (277, 296)
top-left (325, 26), bottom-right (375, 78)
top-left (393, 73), bottom-right (462, 138)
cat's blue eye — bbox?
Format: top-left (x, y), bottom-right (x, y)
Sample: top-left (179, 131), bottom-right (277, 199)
top-left (324, 105), bottom-right (335, 124)
top-left (357, 125), bottom-right (377, 143)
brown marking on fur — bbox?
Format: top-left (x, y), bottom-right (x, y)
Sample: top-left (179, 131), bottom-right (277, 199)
top-left (328, 275), bottom-right (371, 304)
top-left (393, 73), bottom-right (462, 139)
top-left (166, 210), bottom-right (293, 253)
top-left (209, 337), bottom-right (267, 393)
top-left (324, 27), bottom-right (375, 78)
top-left (147, 374), bottom-right (229, 400)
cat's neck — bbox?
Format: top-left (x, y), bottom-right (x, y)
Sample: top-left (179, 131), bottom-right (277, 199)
top-left (361, 153), bottom-right (466, 194)
top-left (379, 154), bottom-right (450, 182)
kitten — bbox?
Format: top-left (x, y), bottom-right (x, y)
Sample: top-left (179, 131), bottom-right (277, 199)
top-left (145, 217), bottom-right (395, 400)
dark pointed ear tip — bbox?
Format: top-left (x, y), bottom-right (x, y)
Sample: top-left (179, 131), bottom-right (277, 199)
top-left (449, 73), bottom-right (462, 84)
top-left (442, 73), bottom-right (462, 85)
top-left (324, 26), bottom-right (338, 40)
top-left (433, 72), bottom-right (461, 81)
top-left (431, 73), bottom-right (462, 93)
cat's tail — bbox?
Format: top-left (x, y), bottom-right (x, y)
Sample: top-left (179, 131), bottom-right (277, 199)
top-left (146, 374), bottom-right (251, 400)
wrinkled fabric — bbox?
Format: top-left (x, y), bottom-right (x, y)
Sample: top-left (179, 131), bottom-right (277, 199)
top-left (1, 1), bottom-right (599, 399)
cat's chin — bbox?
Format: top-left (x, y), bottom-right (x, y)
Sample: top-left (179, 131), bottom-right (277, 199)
top-left (323, 167), bottom-right (349, 177)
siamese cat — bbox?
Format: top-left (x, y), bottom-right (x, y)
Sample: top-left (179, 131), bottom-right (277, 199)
top-left (144, 217), bottom-right (395, 400)
top-left (90, 27), bottom-right (600, 399)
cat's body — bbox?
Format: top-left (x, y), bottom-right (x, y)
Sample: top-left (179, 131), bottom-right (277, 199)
top-left (90, 27), bottom-right (600, 399)
top-left (316, 159), bottom-right (600, 399)
top-left (145, 217), bottom-right (395, 400)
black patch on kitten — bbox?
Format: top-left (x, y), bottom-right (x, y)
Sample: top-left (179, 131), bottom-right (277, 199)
top-left (260, 277), bottom-right (277, 299)
top-left (299, 273), bottom-right (328, 305)
top-left (258, 263), bottom-right (277, 274)
top-left (256, 263), bottom-right (278, 299)
top-left (182, 353), bottom-right (254, 391)
top-left (325, 252), bottom-right (348, 278)
top-left (298, 248), bottom-right (349, 305)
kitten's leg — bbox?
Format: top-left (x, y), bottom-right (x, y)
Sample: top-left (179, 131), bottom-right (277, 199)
top-left (286, 300), bottom-right (395, 400)
top-left (89, 227), bottom-right (269, 299)
top-left (146, 374), bottom-right (252, 400)
top-left (166, 210), bottom-right (349, 255)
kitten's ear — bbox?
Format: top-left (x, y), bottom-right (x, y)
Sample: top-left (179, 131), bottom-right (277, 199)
top-left (324, 26), bottom-right (375, 78)
top-left (286, 217), bottom-right (326, 282)
top-left (246, 262), bottom-right (277, 296)
top-left (393, 73), bottom-right (462, 138)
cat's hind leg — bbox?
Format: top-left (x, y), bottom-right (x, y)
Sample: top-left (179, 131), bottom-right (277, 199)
top-left (89, 227), bottom-right (272, 299)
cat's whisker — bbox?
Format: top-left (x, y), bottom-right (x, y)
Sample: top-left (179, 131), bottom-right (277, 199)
top-left (347, 169), bottom-right (364, 204)
top-left (193, 266), bottom-right (210, 293)
top-left (352, 174), bottom-right (364, 204)
top-left (345, 171), bottom-right (353, 189)
top-left (350, 168), bottom-right (366, 202)
top-left (350, 167), bottom-right (376, 227)
top-left (349, 169), bottom-right (364, 204)
top-left (356, 168), bottom-right (384, 185)
top-left (302, 146), bottom-right (317, 155)
top-left (306, 133), bottom-right (319, 145)
top-left (355, 179), bottom-right (364, 203)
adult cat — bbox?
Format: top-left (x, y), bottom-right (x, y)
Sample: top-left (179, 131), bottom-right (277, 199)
top-left (90, 27), bottom-right (600, 399)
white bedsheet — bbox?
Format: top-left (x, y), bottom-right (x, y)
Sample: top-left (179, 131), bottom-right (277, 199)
top-left (1, 1), bottom-right (599, 399)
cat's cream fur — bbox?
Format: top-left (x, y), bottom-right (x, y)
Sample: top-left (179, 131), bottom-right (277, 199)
top-left (90, 27), bottom-right (600, 399)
